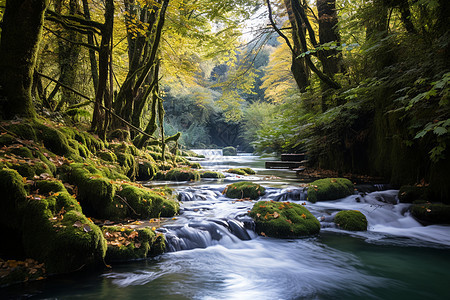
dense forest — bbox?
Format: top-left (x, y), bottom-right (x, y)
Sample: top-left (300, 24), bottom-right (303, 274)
top-left (0, 0), bottom-right (449, 289)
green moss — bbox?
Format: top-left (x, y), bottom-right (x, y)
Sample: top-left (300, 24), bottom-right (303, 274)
top-left (34, 179), bottom-right (65, 195)
top-left (249, 201), bottom-right (320, 238)
top-left (227, 168), bottom-right (256, 176)
top-left (200, 171), bottom-right (225, 179)
top-left (116, 152), bottom-right (137, 180)
top-left (0, 168), bottom-right (27, 229)
top-left (6, 122), bottom-right (37, 140)
top-left (222, 146), bottom-right (237, 156)
top-left (334, 210), bottom-right (368, 231)
top-left (97, 150), bottom-right (117, 162)
top-left (107, 129), bottom-right (130, 142)
top-left (68, 164), bottom-right (126, 220)
top-left (0, 133), bottom-right (16, 145)
top-left (411, 202), bottom-right (450, 225)
top-left (162, 168), bottom-right (201, 181)
top-left (21, 200), bottom-right (106, 274)
top-left (34, 122), bottom-right (76, 158)
top-left (137, 159), bottom-right (158, 181)
top-left (189, 162), bottom-right (202, 169)
top-left (398, 185), bottom-right (431, 203)
top-left (307, 178), bottom-right (354, 203)
top-left (227, 168), bottom-right (247, 175)
top-left (225, 181), bottom-right (265, 199)
top-left (115, 185), bottom-right (179, 217)
top-left (10, 146), bottom-right (34, 158)
top-left (103, 226), bottom-right (165, 262)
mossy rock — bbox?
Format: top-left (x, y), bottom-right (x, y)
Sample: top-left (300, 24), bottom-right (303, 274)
top-left (249, 201), bottom-right (320, 238)
top-left (116, 152), bottom-right (138, 180)
top-left (334, 210), bottom-right (368, 231)
top-left (189, 162), bottom-right (202, 169)
top-left (162, 168), bottom-right (200, 181)
top-left (116, 185), bottom-right (179, 218)
top-left (398, 185), bottom-right (431, 203)
top-left (5, 122), bottom-right (37, 140)
top-left (21, 203), bottom-right (107, 274)
top-left (227, 168), bottom-right (256, 176)
top-left (34, 122), bottom-right (77, 158)
top-left (222, 146), bottom-right (237, 156)
top-left (34, 179), bottom-right (66, 195)
top-left (103, 227), bottom-right (165, 262)
top-left (307, 178), bottom-right (354, 203)
top-left (225, 181), bottom-right (265, 199)
top-left (0, 168), bottom-right (27, 230)
top-left (97, 150), bottom-right (117, 162)
top-left (410, 202), bottom-right (450, 225)
top-left (137, 159), bottom-right (158, 181)
top-left (68, 164), bottom-right (126, 220)
top-left (200, 171), bottom-right (225, 179)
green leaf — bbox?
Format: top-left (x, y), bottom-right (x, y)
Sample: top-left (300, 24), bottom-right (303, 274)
top-left (433, 127), bottom-right (448, 136)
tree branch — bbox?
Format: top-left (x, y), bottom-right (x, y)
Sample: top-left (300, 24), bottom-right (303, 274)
top-left (35, 71), bottom-right (156, 140)
top-left (266, 0), bottom-right (295, 54)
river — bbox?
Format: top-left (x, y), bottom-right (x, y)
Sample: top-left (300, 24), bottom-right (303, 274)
top-left (2, 153), bottom-right (450, 299)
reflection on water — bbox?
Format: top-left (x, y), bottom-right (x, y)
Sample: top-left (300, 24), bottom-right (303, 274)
top-left (2, 153), bottom-right (450, 299)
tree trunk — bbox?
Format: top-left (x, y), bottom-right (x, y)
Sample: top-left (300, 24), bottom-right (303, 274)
top-left (0, 0), bottom-right (49, 119)
top-left (283, 0), bottom-right (310, 92)
top-left (82, 0), bottom-right (99, 91)
top-left (317, 0), bottom-right (342, 76)
top-left (91, 0), bottom-right (114, 136)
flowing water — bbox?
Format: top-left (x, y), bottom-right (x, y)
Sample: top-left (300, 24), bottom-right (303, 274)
top-left (2, 153), bottom-right (450, 299)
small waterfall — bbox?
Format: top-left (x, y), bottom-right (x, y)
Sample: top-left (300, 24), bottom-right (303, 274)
top-left (161, 218), bottom-right (252, 252)
top-left (191, 149), bottom-right (223, 157)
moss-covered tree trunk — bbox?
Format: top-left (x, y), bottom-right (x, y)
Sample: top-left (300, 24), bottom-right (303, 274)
top-left (0, 0), bottom-right (49, 119)
top-left (91, 0), bottom-right (114, 138)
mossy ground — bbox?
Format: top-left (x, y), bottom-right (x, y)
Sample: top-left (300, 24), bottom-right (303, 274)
top-left (307, 178), bottom-right (354, 202)
top-left (249, 201), bottom-right (320, 238)
top-left (0, 119), bottom-right (184, 283)
top-left (224, 181), bottom-right (265, 199)
top-left (334, 210), bottom-right (368, 231)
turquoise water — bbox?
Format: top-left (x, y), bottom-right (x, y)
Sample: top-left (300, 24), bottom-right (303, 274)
top-left (2, 154), bottom-right (450, 299)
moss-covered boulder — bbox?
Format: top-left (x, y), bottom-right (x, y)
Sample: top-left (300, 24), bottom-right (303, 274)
top-left (227, 167), bottom-right (256, 176)
top-left (223, 146), bottom-right (237, 156)
top-left (224, 181), bottom-right (265, 199)
top-left (200, 171), bottom-right (225, 179)
top-left (22, 203), bottom-right (107, 274)
top-left (398, 185), bottom-right (431, 203)
top-left (157, 167), bottom-right (200, 181)
top-left (249, 201), bottom-right (320, 238)
top-left (410, 202), bottom-right (450, 225)
top-left (68, 163), bottom-right (126, 220)
top-left (334, 210), bottom-right (368, 231)
top-left (307, 178), bottom-right (354, 202)
top-left (116, 184), bottom-right (179, 218)
top-left (103, 226), bottom-right (165, 262)
top-left (137, 159), bottom-right (158, 181)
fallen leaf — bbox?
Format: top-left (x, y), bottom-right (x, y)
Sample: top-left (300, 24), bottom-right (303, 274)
top-left (83, 224), bottom-right (92, 232)
top-left (273, 212), bottom-right (280, 219)
top-left (73, 221), bottom-right (82, 228)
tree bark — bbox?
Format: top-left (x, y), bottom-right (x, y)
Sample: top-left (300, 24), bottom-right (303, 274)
top-left (82, 0), bottom-right (99, 91)
top-left (317, 0), bottom-right (342, 76)
top-left (91, 0), bottom-right (114, 137)
top-left (0, 0), bottom-right (49, 119)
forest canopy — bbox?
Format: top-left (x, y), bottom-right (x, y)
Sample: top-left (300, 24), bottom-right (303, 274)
top-left (0, 0), bottom-right (449, 198)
